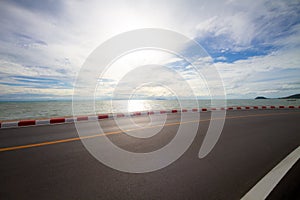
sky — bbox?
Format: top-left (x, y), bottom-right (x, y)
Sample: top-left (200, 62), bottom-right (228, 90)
top-left (0, 0), bottom-right (299, 100)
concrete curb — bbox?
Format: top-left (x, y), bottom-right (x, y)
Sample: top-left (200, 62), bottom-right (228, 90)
top-left (0, 105), bottom-right (299, 129)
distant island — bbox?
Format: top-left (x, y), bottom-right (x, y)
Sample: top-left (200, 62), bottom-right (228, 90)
top-left (255, 96), bottom-right (268, 99)
top-left (279, 94), bottom-right (300, 99)
top-left (255, 93), bottom-right (300, 99)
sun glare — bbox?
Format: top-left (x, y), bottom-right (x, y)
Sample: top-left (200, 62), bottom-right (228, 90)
top-left (127, 100), bottom-right (148, 112)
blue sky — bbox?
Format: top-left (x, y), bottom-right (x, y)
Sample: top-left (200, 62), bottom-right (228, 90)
top-left (0, 0), bottom-right (299, 100)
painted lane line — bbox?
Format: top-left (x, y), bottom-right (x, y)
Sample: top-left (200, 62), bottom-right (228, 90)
top-left (241, 146), bottom-right (300, 200)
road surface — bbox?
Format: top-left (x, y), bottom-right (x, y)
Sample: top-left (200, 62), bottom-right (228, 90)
top-left (0, 109), bottom-right (299, 199)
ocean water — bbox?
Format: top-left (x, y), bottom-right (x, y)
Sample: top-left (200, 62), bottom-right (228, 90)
top-left (0, 99), bottom-right (299, 121)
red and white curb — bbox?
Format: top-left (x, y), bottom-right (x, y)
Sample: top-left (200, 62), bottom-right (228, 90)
top-left (0, 105), bottom-right (299, 129)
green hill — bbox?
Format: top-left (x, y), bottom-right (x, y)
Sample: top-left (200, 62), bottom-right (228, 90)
top-left (279, 94), bottom-right (300, 99)
top-left (255, 93), bottom-right (300, 99)
top-left (255, 96), bottom-right (268, 99)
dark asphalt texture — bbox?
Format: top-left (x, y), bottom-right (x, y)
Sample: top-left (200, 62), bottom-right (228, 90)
top-left (0, 109), bottom-right (299, 200)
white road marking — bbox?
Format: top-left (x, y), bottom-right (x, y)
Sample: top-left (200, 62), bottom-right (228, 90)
top-left (241, 146), bottom-right (300, 200)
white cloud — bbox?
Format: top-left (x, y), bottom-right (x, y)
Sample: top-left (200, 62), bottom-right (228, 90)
top-left (0, 0), bottom-right (299, 99)
top-left (215, 47), bottom-right (300, 98)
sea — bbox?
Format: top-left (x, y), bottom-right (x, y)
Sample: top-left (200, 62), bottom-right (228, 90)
top-left (0, 99), bottom-right (299, 121)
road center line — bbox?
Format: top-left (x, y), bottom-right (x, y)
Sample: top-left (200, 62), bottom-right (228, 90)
top-left (241, 146), bottom-right (300, 200)
top-left (0, 111), bottom-right (297, 152)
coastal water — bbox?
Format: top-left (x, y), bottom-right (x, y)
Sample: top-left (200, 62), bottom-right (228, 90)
top-left (0, 99), bottom-right (299, 121)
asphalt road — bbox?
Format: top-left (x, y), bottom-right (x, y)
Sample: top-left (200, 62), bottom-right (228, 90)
top-left (0, 109), bottom-right (299, 200)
